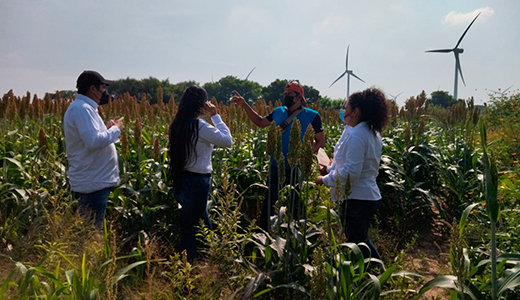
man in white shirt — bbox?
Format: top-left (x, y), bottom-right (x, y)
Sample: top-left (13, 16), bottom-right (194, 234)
top-left (63, 70), bottom-right (124, 229)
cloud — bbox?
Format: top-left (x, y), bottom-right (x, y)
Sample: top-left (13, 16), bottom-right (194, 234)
top-left (309, 13), bottom-right (348, 49)
top-left (443, 6), bottom-right (494, 26)
top-left (312, 13), bottom-right (347, 36)
top-left (227, 5), bottom-right (270, 25)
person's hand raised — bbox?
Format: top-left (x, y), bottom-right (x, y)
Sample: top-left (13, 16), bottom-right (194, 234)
top-left (203, 102), bottom-right (217, 117)
top-left (231, 90), bottom-right (246, 108)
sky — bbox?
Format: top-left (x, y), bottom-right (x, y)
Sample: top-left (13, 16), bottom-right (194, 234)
top-left (1, 0), bottom-right (519, 107)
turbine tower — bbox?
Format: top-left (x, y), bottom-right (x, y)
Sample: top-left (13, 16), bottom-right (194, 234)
top-left (426, 13), bottom-right (480, 100)
top-left (330, 45), bottom-right (365, 98)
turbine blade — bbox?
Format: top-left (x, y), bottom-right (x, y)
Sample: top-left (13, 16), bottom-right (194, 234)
top-left (345, 45), bottom-right (350, 70)
top-left (396, 91), bottom-right (403, 97)
top-left (351, 72), bottom-right (365, 83)
top-left (245, 67), bottom-right (256, 80)
top-left (503, 85), bottom-right (513, 93)
top-left (455, 12), bottom-right (481, 49)
top-left (426, 49), bottom-right (453, 53)
top-left (456, 55), bottom-right (466, 86)
top-left (388, 93), bottom-right (395, 98)
top-left (330, 71), bottom-right (348, 87)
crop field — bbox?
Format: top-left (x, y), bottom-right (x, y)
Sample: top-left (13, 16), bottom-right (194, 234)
top-left (1, 89), bottom-right (520, 299)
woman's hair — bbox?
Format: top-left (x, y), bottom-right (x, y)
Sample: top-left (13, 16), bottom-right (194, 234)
top-left (348, 87), bottom-right (389, 134)
top-left (168, 85), bottom-right (208, 189)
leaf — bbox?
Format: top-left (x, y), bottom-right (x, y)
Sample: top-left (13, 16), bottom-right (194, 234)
top-left (113, 261), bottom-right (148, 283)
top-left (241, 273), bottom-right (266, 300)
top-left (0, 269), bottom-right (16, 300)
top-left (65, 269), bottom-right (76, 285)
top-left (414, 276), bottom-right (457, 299)
top-left (497, 262), bottom-right (520, 296)
top-left (378, 265), bottom-right (396, 286)
top-left (459, 203), bottom-right (480, 237)
top-left (414, 275), bottom-right (479, 300)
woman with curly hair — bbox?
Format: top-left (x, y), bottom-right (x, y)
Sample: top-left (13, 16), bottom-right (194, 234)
top-left (316, 87), bottom-right (389, 270)
top-left (169, 86), bottom-right (233, 261)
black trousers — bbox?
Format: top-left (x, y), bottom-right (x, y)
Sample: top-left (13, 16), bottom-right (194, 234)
top-left (340, 199), bottom-right (382, 261)
top-left (259, 164), bottom-right (301, 231)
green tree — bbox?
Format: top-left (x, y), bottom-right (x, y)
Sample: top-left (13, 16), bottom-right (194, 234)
top-left (430, 90), bottom-right (457, 108)
top-left (49, 90), bottom-right (76, 100)
top-left (261, 79), bottom-right (321, 105)
top-left (261, 79), bottom-right (288, 105)
top-left (302, 84), bottom-right (321, 104)
top-left (108, 77), bottom-right (174, 104)
top-left (319, 96), bottom-right (345, 109)
top-left (203, 75), bottom-right (262, 104)
top-left (163, 80), bottom-right (199, 104)
top-left (109, 77), bottom-right (144, 100)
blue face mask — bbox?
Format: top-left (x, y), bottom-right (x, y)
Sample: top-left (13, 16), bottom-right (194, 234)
top-left (339, 109), bottom-right (346, 123)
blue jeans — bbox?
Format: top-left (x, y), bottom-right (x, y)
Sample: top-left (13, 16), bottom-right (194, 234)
top-left (175, 171), bottom-right (212, 261)
top-left (73, 188), bottom-right (111, 229)
top-left (340, 199), bottom-right (382, 263)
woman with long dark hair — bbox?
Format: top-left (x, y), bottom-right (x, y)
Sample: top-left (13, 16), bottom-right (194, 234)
top-left (169, 85), bottom-right (233, 261)
top-left (316, 87), bottom-right (389, 270)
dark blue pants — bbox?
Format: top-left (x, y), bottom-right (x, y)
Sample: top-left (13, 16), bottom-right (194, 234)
top-left (73, 187), bottom-right (111, 229)
top-left (340, 199), bottom-right (382, 262)
top-left (175, 171), bottom-right (212, 261)
top-left (259, 164), bottom-right (301, 231)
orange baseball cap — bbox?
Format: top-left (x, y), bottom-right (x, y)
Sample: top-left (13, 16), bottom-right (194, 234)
top-left (284, 81), bottom-right (306, 102)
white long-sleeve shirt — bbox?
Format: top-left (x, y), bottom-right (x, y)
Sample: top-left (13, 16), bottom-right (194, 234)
top-left (185, 115), bottom-right (233, 174)
top-left (327, 124), bottom-right (353, 174)
top-left (63, 94), bottom-right (121, 193)
top-left (323, 122), bottom-right (382, 201)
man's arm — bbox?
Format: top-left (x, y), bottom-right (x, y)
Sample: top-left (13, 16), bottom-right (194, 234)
top-left (313, 131), bottom-right (325, 153)
top-left (231, 90), bottom-right (271, 128)
top-left (311, 113), bottom-right (326, 153)
top-left (76, 107), bottom-right (122, 149)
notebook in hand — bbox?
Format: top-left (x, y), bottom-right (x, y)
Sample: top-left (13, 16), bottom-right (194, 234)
top-left (317, 148), bottom-right (331, 167)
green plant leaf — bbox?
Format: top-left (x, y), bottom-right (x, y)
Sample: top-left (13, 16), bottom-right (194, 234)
top-left (241, 273), bottom-right (266, 300)
top-left (497, 262), bottom-right (520, 296)
top-left (460, 203), bottom-right (480, 237)
top-left (113, 261), bottom-right (148, 283)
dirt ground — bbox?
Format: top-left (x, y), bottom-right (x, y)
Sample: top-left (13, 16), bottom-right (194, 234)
top-left (401, 219), bottom-right (452, 300)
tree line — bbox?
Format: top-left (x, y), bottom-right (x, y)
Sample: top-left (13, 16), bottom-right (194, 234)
top-left (51, 76), bottom-right (326, 106)
top-left (49, 75), bottom-right (466, 109)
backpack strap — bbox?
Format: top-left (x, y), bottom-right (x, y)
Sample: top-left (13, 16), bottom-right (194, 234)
top-left (279, 107), bottom-right (304, 134)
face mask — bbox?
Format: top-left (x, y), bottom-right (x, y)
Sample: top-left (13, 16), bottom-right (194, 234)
top-left (284, 95), bottom-right (295, 108)
top-left (99, 90), bottom-right (110, 105)
top-left (340, 109), bottom-right (352, 125)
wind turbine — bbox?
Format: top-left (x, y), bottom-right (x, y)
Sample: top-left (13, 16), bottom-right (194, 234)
top-left (245, 67), bottom-right (256, 81)
top-left (388, 92), bottom-right (403, 102)
top-left (489, 85), bottom-right (513, 97)
top-left (426, 12), bottom-right (480, 101)
top-left (330, 45), bottom-right (365, 98)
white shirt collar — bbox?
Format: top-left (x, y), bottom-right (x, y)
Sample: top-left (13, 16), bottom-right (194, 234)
top-left (76, 94), bottom-right (99, 109)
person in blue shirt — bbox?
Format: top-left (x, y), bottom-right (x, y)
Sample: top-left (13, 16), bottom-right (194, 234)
top-left (232, 81), bottom-right (325, 230)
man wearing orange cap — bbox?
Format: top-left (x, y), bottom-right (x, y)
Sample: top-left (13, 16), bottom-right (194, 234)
top-left (232, 81), bottom-right (325, 230)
